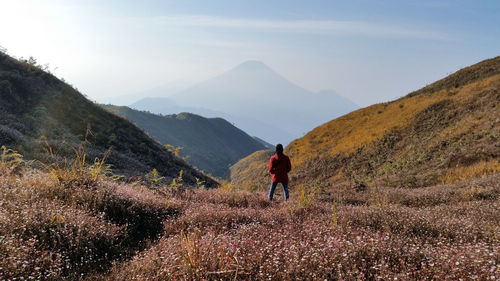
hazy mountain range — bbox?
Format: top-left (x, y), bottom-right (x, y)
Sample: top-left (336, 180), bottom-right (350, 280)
top-left (130, 60), bottom-right (358, 145)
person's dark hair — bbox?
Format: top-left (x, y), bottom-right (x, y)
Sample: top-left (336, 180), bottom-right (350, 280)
top-left (276, 144), bottom-right (284, 157)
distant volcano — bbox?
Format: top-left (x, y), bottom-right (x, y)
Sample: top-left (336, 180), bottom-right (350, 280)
top-left (132, 60), bottom-right (358, 144)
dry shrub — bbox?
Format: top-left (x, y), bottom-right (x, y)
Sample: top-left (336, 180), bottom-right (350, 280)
top-left (0, 145), bottom-right (24, 175)
top-left (40, 140), bottom-right (120, 187)
top-left (219, 180), bottom-right (236, 193)
top-left (292, 183), bottom-right (321, 211)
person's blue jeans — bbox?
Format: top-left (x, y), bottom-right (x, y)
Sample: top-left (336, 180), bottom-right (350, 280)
top-left (268, 181), bottom-right (289, 201)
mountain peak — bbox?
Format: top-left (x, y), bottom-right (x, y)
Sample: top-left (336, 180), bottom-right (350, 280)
top-left (233, 60), bottom-right (272, 71)
top-left (317, 89), bottom-right (339, 95)
top-left (168, 58), bottom-right (358, 144)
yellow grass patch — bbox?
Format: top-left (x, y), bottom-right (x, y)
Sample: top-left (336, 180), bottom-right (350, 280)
top-left (438, 160), bottom-right (500, 185)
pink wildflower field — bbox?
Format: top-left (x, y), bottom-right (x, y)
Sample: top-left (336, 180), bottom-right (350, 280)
top-left (1, 168), bottom-right (499, 280)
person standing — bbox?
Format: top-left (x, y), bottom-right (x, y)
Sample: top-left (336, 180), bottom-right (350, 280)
top-left (268, 144), bottom-right (291, 201)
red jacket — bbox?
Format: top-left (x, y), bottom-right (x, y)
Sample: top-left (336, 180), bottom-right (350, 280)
top-left (269, 154), bottom-right (291, 183)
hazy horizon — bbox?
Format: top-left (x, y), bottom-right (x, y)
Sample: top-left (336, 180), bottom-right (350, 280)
top-left (130, 59), bottom-right (360, 145)
top-left (1, 0), bottom-right (499, 107)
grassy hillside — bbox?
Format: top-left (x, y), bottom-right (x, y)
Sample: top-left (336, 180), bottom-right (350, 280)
top-left (102, 105), bottom-right (266, 178)
top-left (2, 157), bottom-right (498, 280)
top-left (230, 149), bottom-right (274, 191)
top-left (0, 52), bottom-right (216, 187)
top-left (231, 57), bottom-right (500, 190)
top-left (0, 160), bottom-right (180, 279)
top-left (106, 174), bottom-right (500, 280)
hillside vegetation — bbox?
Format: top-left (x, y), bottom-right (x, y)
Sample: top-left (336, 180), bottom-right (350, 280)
top-left (102, 105), bottom-right (266, 178)
top-left (0, 154), bottom-right (180, 279)
top-left (0, 52), bottom-right (216, 187)
top-left (2, 154), bottom-right (499, 280)
top-left (231, 56), bottom-right (500, 190)
top-left (1, 55), bottom-right (499, 280)
top-left (230, 149), bottom-right (274, 191)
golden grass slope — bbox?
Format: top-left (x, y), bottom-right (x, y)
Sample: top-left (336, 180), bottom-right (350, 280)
top-left (2, 135), bottom-right (499, 280)
top-left (230, 150), bottom-right (274, 191)
top-left (288, 74), bottom-right (499, 164)
top-left (231, 57), bottom-right (500, 190)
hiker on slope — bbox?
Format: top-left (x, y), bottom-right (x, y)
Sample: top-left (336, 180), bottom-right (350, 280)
top-left (268, 144), bottom-right (291, 201)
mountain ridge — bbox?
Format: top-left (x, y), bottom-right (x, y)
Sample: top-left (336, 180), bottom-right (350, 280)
top-left (231, 60), bottom-right (274, 72)
top-left (102, 105), bottom-right (266, 178)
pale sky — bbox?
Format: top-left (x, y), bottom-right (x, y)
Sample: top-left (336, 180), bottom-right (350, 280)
top-left (1, 0), bottom-right (499, 106)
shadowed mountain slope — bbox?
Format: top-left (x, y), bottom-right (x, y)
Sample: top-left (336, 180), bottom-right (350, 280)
top-left (102, 105), bottom-right (266, 178)
top-left (231, 56), bottom-right (500, 190)
top-left (0, 52), bottom-right (217, 187)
